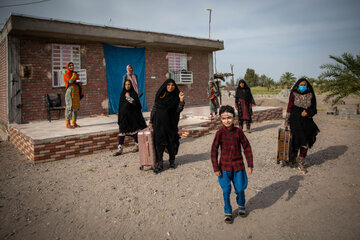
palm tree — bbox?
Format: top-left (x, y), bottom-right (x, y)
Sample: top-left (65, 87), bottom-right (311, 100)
top-left (263, 77), bottom-right (275, 91)
top-left (319, 53), bottom-right (360, 104)
top-left (280, 72), bottom-right (296, 89)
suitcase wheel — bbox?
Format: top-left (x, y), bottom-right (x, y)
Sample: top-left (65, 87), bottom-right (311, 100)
top-left (276, 159), bottom-right (280, 164)
top-left (139, 166), bottom-right (144, 170)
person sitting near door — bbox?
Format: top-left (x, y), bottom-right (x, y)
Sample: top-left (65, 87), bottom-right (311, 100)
top-left (113, 79), bottom-right (147, 156)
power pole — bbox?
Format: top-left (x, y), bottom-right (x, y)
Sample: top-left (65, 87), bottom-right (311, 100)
top-left (230, 64), bottom-right (234, 86)
top-left (206, 8), bottom-right (212, 39)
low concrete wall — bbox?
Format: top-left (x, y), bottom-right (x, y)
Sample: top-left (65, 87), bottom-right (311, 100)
top-left (9, 107), bottom-right (283, 163)
top-left (181, 107), bottom-right (283, 138)
top-left (9, 127), bottom-right (125, 163)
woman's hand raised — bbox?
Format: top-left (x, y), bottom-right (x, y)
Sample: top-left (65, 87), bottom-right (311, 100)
top-left (179, 92), bottom-right (185, 102)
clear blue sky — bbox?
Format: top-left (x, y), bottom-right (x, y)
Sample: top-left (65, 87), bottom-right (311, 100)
top-left (1, 0), bottom-right (359, 82)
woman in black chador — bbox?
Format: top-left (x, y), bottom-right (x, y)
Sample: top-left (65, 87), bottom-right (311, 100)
top-left (149, 79), bottom-right (185, 174)
top-left (114, 79), bottom-right (147, 156)
top-left (235, 79), bottom-right (255, 132)
top-left (285, 78), bottom-right (320, 174)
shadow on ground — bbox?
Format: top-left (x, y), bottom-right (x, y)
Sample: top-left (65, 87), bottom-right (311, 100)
top-left (307, 145), bottom-right (348, 167)
top-left (239, 175), bottom-right (304, 218)
top-left (251, 123), bottom-right (281, 132)
top-left (176, 151), bottom-right (210, 165)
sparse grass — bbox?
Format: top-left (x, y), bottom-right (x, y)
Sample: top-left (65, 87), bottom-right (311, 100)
top-left (251, 87), bottom-right (281, 95)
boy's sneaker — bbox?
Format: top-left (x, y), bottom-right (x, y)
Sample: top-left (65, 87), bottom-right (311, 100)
top-left (224, 214), bottom-right (233, 224)
top-left (238, 206), bottom-right (246, 217)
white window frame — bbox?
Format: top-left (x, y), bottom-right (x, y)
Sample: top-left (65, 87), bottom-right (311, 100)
top-left (168, 52), bottom-right (188, 72)
top-left (51, 44), bottom-right (87, 87)
top-left (168, 52), bottom-right (193, 84)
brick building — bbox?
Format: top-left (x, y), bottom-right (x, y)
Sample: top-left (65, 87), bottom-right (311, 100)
top-left (0, 14), bottom-right (224, 130)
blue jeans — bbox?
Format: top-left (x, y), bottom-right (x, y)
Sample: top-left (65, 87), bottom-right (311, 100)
top-left (218, 169), bottom-right (248, 214)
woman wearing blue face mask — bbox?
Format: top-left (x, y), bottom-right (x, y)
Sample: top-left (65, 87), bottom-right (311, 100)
top-left (284, 78), bottom-right (320, 174)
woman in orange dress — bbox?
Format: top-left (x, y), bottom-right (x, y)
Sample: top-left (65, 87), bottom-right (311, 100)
top-left (64, 62), bottom-right (83, 129)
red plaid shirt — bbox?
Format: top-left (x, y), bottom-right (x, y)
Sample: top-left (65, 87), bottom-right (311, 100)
top-left (211, 126), bottom-right (253, 172)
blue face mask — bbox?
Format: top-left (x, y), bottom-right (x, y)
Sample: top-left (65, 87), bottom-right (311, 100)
top-left (299, 85), bottom-right (307, 92)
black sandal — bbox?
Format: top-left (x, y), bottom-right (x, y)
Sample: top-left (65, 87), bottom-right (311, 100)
top-left (153, 167), bottom-right (163, 174)
top-left (224, 214), bottom-right (233, 224)
top-left (113, 151), bottom-right (122, 156)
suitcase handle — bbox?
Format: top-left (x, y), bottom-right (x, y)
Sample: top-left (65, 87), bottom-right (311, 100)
top-left (283, 130), bottom-right (287, 161)
top-left (145, 136), bottom-right (150, 157)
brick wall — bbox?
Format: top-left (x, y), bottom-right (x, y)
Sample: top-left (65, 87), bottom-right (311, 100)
top-left (144, 48), bottom-right (209, 110)
top-left (9, 126), bottom-right (135, 163)
top-left (201, 107), bottom-right (283, 129)
top-left (79, 43), bottom-right (108, 116)
top-left (0, 39), bottom-right (7, 127)
top-left (18, 38), bottom-right (211, 122)
top-left (181, 107), bottom-right (283, 138)
top-left (20, 38), bottom-right (107, 122)
top-left (185, 50), bottom-right (210, 106)
top-left (9, 126), bottom-right (34, 160)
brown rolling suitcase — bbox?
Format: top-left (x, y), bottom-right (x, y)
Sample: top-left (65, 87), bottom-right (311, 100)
top-left (138, 127), bottom-right (156, 170)
top-left (277, 128), bottom-right (292, 164)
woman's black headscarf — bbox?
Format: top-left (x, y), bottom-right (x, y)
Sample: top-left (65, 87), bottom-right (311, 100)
top-left (153, 79), bottom-right (181, 147)
top-left (117, 80), bottom-right (146, 132)
top-left (154, 79), bottom-right (180, 110)
top-left (235, 79), bottom-right (255, 105)
top-left (288, 78), bottom-right (319, 149)
top-left (291, 78), bottom-right (316, 104)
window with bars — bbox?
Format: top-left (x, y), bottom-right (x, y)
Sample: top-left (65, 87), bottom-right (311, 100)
top-left (51, 44), bottom-right (87, 87)
top-left (168, 52), bottom-right (187, 72)
top-left (168, 52), bottom-right (193, 84)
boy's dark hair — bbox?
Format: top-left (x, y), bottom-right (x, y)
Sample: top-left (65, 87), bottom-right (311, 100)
top-left (219, 105), bottom-right (235, 116)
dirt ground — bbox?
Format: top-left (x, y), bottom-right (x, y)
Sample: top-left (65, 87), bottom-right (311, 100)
top-left (0, 96), bottom-right (360, 240)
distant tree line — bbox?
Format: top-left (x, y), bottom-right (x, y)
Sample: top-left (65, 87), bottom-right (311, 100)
top-left (224, 52), bottom-right (359, 104)
top-left (226, 69), bottom-right (316, 90)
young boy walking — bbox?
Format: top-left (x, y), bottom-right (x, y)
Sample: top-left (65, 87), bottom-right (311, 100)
top-left (211, 105), bottom-right (254, 224)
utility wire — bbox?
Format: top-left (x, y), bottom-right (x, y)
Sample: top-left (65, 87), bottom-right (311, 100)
top-left (0, 0), bottom-right (50, 8)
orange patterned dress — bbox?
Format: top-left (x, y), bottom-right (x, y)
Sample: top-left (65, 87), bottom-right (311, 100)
top-left (64, 65), bottom-right (80, 110)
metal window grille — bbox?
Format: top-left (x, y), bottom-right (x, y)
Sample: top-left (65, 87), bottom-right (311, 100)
top-left (168, 52), bottom-right (187, 72)
top-left (52, 44), bottom-right (87, 87)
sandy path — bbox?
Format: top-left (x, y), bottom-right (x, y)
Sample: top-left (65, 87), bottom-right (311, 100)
top-left (0, 111), bottom-right (360, 240)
